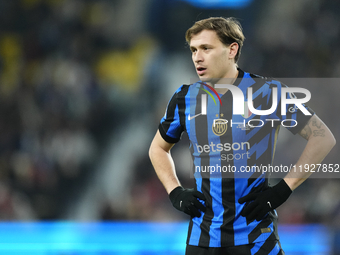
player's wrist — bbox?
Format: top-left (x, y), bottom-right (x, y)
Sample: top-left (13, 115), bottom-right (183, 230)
top-left (273, 179), bottom-right (292, 202)
top-left (169, 186), bottom-right (184, 201)
top-left (283, 177), bottom-right (302, 191)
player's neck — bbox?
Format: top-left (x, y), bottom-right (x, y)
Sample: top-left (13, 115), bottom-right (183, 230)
top-left (210, 67), bottom-right (239, 95)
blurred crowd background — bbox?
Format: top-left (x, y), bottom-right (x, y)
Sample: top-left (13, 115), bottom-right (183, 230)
top-left (0, 0), bottom-right (339, 231)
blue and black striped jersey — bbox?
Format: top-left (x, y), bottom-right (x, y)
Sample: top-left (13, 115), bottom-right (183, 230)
top-left (159, 69), bottom-right (314, 247)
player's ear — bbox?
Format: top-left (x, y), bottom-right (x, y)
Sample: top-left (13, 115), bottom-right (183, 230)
top-left (228, 42), bottom-right (239, 60)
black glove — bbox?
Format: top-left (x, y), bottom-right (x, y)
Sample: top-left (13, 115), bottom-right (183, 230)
top-left (169, 186), bottom-right (206, 218)
top-left (238, 179), bottom-right (292, 222)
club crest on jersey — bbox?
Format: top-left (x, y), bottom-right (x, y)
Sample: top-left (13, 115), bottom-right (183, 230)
top-left (242, 101), bottom-right (252, 118)
top-left (212, 119), bottom-right (228, 136)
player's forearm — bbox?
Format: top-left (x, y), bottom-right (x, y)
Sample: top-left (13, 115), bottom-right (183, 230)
top-left (149, 145), bottom-right (181, 194)
top-left (284, 118), bottom-right (336, 190)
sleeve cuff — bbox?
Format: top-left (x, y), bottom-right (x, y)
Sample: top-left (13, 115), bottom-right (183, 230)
top-left (158, 123), bottom-right (181, 144)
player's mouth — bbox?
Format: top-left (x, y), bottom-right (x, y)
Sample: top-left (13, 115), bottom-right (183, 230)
top-left (196, 67), bottom-right (207, 75)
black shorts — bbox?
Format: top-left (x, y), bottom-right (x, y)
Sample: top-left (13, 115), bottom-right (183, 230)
top-left (186, 240), bottom-right (284, 255)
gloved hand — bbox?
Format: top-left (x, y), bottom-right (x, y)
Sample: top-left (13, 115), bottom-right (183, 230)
top-left (169, 186), bottom-right (206, 218)
top-left (238, 179), bottom-right (292, 222)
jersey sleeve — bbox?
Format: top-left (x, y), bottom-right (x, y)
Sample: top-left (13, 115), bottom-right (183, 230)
top-left (158, 87), bottom-right (185, 143)
top-left (270, 82), bottom-right (315, 135)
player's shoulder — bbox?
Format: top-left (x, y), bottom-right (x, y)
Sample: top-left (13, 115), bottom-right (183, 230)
top-left (178, 83), bottom-right (194, 90)
top-left (247, 71), bottom-right (275, 83)
top-left (246, 71), bottom-right (285, 88)
top-left (171, 84), bottom-right (190, 95)
top-left (168, 84), bottom-right (192, 102)
top-left (174, 82), bottom-right (202, 94)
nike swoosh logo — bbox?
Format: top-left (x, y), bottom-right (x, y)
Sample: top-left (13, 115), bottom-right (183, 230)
top-left (188, 113), bottom-right (202, 120)
top-left (180, 200), bottom-right (182, 208)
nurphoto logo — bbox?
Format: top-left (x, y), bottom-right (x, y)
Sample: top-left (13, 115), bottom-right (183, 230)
top-left (194, 83), bottom-right (312, 118)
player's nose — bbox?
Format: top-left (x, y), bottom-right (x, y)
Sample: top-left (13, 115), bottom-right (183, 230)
top-left (193, 50), bottom-right (204, 63)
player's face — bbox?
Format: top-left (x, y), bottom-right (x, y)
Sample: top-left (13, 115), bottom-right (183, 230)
top-left (190, 30), bottom-right (236, 84)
